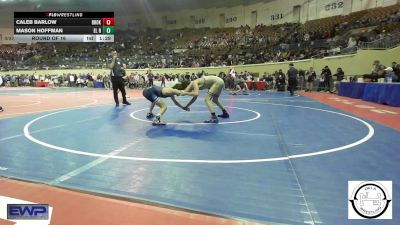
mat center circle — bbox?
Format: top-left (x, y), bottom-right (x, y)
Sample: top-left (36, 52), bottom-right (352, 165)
top-left (129, 105), bottom-right (261, 125)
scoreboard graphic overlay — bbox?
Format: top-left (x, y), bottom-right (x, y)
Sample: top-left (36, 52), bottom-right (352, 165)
top-left (14, 12), bottom-right (114, 42)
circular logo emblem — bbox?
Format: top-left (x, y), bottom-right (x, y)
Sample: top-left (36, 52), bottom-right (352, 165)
top-left (349, 181), bottom-right (391, 218)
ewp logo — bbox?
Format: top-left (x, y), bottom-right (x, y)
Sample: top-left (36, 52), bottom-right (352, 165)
top-left (0, 196), bottom-right (53, 225)
top-left (7, 204), bottom-right (49, 220)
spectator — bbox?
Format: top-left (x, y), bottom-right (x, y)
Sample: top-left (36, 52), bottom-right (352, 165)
top-left (133, 73), bottom-right (141, 88)
top-left (276, 70), bottom-right (286, 91)
top-left (334, 67), bottom-right (345, 82)
top-left (103, 74), bottom-right (111, 89)
top-left (277, 69), bottom-right (285, 79)
top-left (371, 60), bottom-right (386, 82)
top-left (298, 69), bottom-right (305, 90)
top-left (87, 73), bottom-right (94, 88)
top-left (127, 72), bottom-right (136, 89)
top-left (318, 68), bottom-right (326, 92)
top-left (305, 67), bottom-right (316, 92)
top-left (384, 67), bottom-right (398, 82)
top-left (392, 62), bottom-right (400, 76)
top-left (161, 74), bottom-right (166, 87)
top-left (347, 36), bottom-right (357, 49)
top-left (333, 67), bottom-right (345, 93)
top-left (266, 74), bottom-right (274, 90)
top-left (287, 63), bottom-right (298, 96)
top-left (10, 75), bottom-right (16, 87)
top-left (321, 66), bottom-right (333, 93)
top-left (147, 69), bottom-right (154, 87)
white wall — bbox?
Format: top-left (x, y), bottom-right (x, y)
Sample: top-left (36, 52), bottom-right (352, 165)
top-left (0, 28), bottom-right (16, 44)
top-left (350, 0), bottom-right (398, 12)
top-left (314, 0), bottom-right (345, 19)
top-left (191, 8), bottom-right (210, 29)
top-left (383, 0), bottom-right (399, 6)
top-left (266, 0), bottom-right (307, 25)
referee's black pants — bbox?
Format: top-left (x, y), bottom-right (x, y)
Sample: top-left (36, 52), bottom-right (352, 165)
top-left (111, 76), bottom-right (127, 104)
top-left (288, 77), bottom-right (298, 96)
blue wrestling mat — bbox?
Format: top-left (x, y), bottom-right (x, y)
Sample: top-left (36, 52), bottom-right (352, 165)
top-left (0, 91), bottom-right (399, 225)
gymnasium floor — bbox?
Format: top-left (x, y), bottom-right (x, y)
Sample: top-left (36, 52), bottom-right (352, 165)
top-left (0, 87), bottom-right (399, 225)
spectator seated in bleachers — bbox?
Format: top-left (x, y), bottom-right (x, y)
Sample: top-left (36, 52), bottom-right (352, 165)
top-left (384, 67), bottom-right (398, 82)
top-left (1, 4), bottom-right (400, 71)
top-left (333, 67), bottom-right (345, 93)
top-left (371, 60), bottom-right (386, 82)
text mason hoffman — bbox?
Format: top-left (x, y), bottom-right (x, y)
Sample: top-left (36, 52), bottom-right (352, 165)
top-left (16, 28), bottom-right (63, 34)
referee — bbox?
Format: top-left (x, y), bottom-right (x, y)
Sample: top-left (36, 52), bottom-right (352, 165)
top-left (287, 63), bottom-right (298, 96)
top-left (109, 50), bottom-right (130, 107)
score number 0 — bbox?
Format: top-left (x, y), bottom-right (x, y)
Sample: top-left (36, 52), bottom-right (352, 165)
top-left (102, 18), bottom-right (114, 26)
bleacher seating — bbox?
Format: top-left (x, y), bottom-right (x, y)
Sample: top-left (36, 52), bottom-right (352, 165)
top-left (1, 4), bottom-right (400, 71)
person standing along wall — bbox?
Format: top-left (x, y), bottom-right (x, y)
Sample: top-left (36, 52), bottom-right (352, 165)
top-left (305, 67), bottom-right (317, 92)
top-left (322, 66), bottom-right (333, 93)
top-left (287, 63), bottom-right (298, 96)
top-left (103, 74), bottom-right (111, 89)
top-left (147, 69), bottom-right (154, 87)
top-left (161, 74), bottom-right (166, 87)
top-left (298, 69), bottom-right (305, 91)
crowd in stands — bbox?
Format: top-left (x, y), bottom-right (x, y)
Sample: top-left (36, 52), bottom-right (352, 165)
top-left (0, 72), bottom-right (108, 88)
top-left (1, 5), bottom-right (400, 71)
top-left (2, 59), bottom-right (397, 92)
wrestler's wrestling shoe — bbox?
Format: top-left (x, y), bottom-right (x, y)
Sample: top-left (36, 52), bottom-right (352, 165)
top-left (152, 116), bottom-right (166, 125)
top-left (146, 112), bottom-right (155, 119)
top-left (217, 112), bottom-right (229, 118)
top-left (204, 117), bottom-right (218, 123)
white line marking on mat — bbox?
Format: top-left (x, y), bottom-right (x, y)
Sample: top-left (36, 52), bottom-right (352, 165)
top-left (223, 131), bottom-right (277, 137)
top-left (49, 140), bottom-right (140, 184)
top-left (130, 106), bottom-right (261, 125)
top-left (0, 125), bottom-right (64, 142)
top-left (23, 102), bottom-right (374, 164)
top-left (0, 117), bottom-right (100, 142)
